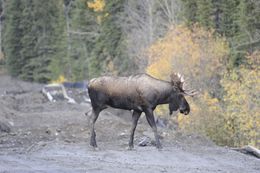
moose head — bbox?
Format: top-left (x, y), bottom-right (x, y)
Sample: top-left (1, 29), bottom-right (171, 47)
top-left (169, 73), bottom-right (197, 115)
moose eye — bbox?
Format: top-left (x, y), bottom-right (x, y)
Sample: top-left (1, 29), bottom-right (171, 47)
top-left (178, 93), bottom-right (184, 99)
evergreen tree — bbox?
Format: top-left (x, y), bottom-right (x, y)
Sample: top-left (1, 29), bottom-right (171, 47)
top-left (68, 0), bottom-right (99, 81)
top-left (19, 0), bottom-right (38, 81)
top-left (30, 0), bottom-right (66, 82)
top-left (180, 0), bottom-right (260, 66)
top-left (196, 0), bottom-right (214, 29)
top-left (236, 0), bottom-right (260, 52)
top-left (88, 0), bottom-right (134, 77)
top-left (3, 0), bottom-right (24, 77)
top-left (212, 0), bottom-right (222, 32)
top-left (218, 0), bottom-right (240, 38)
top-left (180, 0), bottom-right (197, 26)
top-left (4, 0), bottom-right (66, 82)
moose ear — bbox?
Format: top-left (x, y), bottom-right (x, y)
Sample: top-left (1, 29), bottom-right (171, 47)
top-left (169, 101), bottom-right (178, 115)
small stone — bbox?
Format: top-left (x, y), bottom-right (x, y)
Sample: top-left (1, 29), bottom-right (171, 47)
top-left (56, 128), bottom-right (61, 132)
top-left (45, 128), bottom-right (52, 134)
top-left (0, 121), bottom-right (11, 133)
top-left (138, 136), bottom-right (152, 146)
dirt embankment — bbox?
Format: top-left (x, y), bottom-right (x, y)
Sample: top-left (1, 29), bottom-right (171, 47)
top-left (0, 75), bottom-right (259, 173)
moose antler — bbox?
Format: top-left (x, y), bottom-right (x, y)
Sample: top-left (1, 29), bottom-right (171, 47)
top-left (171, 73), bottom-right (198, 96)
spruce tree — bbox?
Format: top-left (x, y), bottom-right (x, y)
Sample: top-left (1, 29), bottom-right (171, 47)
top-left (3, 0), bottom-right (66, 82)
top-left (30, 0), bottom-right (66, 82)
top-left (218, 0), bottom-right (240, 38)
top-left (89, 0), bottom-right (133, 77)
top-left (68, 0), bottom-right (99, 80)
top-left (3, 0), bottom-right (24, 77)
top-left (236, 0), bottom-right (260, 52)
top-left (196, 0), bottom-right (214, 29)
top-left (180, 0), bottom-right (198, 26)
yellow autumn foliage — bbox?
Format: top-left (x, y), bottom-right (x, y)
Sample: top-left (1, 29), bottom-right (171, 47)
top-left (146, 24), bottom-right (229, 83)
top-left (177, 92), bottom-right (227, 145)
top-left (51, 75), bottom-right (67, 84)
top-left (220, 51), bottom-right (260, 147)
top-left (144, 24), bottom-right (259, 148)
top-left (87, 0), bottom-right (107, 24)
top-left (146, 24), bottom-right (229, 121)
top-left (87, 0), bottom-right (105, 12)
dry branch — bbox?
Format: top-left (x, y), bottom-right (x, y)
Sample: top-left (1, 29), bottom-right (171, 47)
top-left (232, 145), bottom-right (260, 158)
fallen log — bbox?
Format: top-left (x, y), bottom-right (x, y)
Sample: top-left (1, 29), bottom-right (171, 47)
top-left (232, 145), bottom-right (260, 158)
top-left (42, 84), bottom-right (76, 103)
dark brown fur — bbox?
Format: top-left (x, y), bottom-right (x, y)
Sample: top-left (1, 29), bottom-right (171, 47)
top-left (88, 73), bottom-right (190, 149)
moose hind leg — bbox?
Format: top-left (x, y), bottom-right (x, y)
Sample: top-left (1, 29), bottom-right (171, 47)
top-left (128, 111), bottom-right (141, 150)
top-left (144, 109), bottom-right (162, 149)
top-left (90, 109), bottom-right (100, 148)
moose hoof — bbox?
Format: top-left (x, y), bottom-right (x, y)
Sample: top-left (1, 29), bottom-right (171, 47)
top-left (156, 145), bottom-right (163, 150)
top-left (94, 147), bottom-right (100, 151)
top-left (91, 146), bottom-right (100, 151)
top-left (90, 142), bottom-right (98, 149)
top-left (127, 146), bottom-right (135, 151)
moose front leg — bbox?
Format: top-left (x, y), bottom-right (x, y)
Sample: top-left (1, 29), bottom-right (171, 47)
top-left (128, 110), bottom-right (141, 150)
top-left (144, 108), bottom-right (162, 149)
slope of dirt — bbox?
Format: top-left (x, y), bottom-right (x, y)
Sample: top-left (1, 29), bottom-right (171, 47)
top-left (0, 75), bottom-right (259, 173)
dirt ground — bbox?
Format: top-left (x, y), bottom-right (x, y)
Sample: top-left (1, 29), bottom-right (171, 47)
top-left (0, 74), bottom-right (259, 173)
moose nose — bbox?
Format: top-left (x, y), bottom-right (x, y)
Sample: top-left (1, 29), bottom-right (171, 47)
top-left (180, 109), bottom-right (189, 115)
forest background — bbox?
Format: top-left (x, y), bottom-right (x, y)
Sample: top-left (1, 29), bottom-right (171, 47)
top-left (0, 0), bottom-right (259, 148)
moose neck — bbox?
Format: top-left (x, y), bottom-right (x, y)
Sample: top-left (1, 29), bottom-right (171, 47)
top-left (155, 81), bottom-right (175, 105)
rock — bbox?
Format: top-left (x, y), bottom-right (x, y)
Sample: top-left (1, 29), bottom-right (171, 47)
top-left (45, 127), bottom-right (59, 136)
top-left (0, 121), bottom-right (11, 133)
top-left (138, 136), bottom-right (152, 146)
top-left (118, 132), bottom-right (127, 137)
top-left (56, 128), bottom-right (61, 132)
top-left (161, 132), bottom-right (169, 138)
top-left (45, 128), bottom-right (52, 134)
top-left (156, 117), bottom-right (168, 128)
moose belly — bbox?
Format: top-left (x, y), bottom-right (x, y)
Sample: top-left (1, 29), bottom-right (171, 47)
top-left (105, 96), bottom-right (140, 111)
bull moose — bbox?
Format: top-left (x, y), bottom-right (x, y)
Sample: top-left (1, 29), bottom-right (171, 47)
top-left (88, 73), bottom-right (196, 149)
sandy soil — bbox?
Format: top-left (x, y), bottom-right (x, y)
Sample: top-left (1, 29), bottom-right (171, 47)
top-left (0, 75), bottom-right (259, 173)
